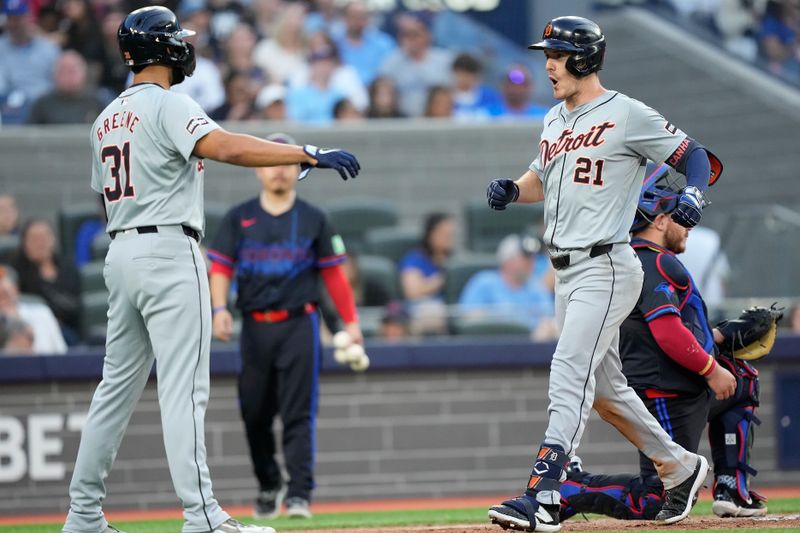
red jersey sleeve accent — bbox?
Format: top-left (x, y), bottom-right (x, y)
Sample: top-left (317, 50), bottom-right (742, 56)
top-left (210, 261), bottom-right (233, 279)
top-left (648, 314), bottom-right (716, 376)
top-left (320, 264), bottom-right (357, 324)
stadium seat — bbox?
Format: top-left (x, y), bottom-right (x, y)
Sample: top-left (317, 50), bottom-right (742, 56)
top-left (58, 203), bottom-right (102, 264)
top-left (357, 254), bottom-right (398, 307)
top-left (464, 200), bottom-right (544, 253)
top-left (326, 198), bottom-right (398, 253)
top-left (451, 316), bottom-right (531, 336)
top-left (81, 290), bottom-right (109, 344)
top-left (204, 202), bottom-right (229, 243)
top-left (80, 261), bottom-right (106, 293)
top-left (364, 226), bottom-right (419, 264)
top-left (0, 234), bottom-right (19, 263)
top-left (443, 253), bottom-right (497, 304)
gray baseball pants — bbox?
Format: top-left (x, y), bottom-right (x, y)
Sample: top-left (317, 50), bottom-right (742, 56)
top-left (63, 226), bottom-right (229, 533)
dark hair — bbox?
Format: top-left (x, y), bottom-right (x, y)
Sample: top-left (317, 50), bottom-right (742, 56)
top-left (367, 76), bottom-right (403, 118)
top-left (452, 53), bottom-right (482, 74)
top-left (333, 98), bottom-right (352, 118)
top-left (421, 212), bottom-right (452, 256)
top-left (424, 85), bottom-right (452, 117)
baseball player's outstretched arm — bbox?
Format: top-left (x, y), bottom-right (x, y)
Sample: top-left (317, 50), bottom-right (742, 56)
top-left (194, 129), bottom-right (316, 167)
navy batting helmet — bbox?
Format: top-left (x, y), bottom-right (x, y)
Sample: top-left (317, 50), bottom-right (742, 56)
top-left (118, 6), bottom-right (196, 84)
top-left (630, 162), bottom-right (684, 233)
top-left (529, 16), bottom-right (606, 77)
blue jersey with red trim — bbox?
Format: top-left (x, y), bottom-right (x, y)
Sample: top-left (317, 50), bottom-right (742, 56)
top-left (207, 197), bottom-right (345, 311)
top-left (619, 237), bottom-right (714, 394)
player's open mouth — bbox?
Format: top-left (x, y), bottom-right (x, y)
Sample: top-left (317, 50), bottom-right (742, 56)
top-left (549, 77), bottom-right (558, 87)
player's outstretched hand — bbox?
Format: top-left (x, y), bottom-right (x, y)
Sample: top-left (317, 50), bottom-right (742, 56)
top-left (671, 186), bottom-right (707, 228)
top-left (299, 144), bottom-right (360, 181)
top-left (705, 363), bottom-right (736, 400)
top-left (487, 178), bottom-right (519, 210)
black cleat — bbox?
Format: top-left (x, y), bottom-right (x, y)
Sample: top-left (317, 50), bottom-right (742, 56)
top-left (712, 484), bottom-right (768, 517)
top-left (655, 456), bottom-right (709, 524)
top-left (488, 493), bottom-right (561, 532)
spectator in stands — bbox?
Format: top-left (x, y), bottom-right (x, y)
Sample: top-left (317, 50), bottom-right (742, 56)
top-left (379, 12), bottom-right (453, 117)
top-left (1, 316), bottom-right (34, 354)
top-left (380, 300), bottom-right (411, 341)
top-left (681, 225), bottom-right (730, 319)
top-left (305, 0), bottom-right (344, 37)
top-left (715, 0), bottom-right (766, 61)
top-left (221, 22), bottom-right (269, 88)
top-left (292, 32), bottom-right (368, 112)
top-left (56, 0), bottom-right (104, 72)
top-left (759, 0), bottom-right (800, 79)
top-left (0, 264), bottom-right (66, 354)
top-left (489, 64), bottom-right (549, 120)
top-left (0, 0), bottom-right (60, 124)
top-left (171, 11), bottom-right (226, 113)
top-left (367, 75), bottom-right (404, 118)
top-left (97, 9), bottom-right (130, 101)
top-left (399, 212), bottom-right (454, 304)
top-left (254, 3), bottom-right (308, 84)
top-left (286, 45), bottom-right (345, 124)
top-left (333, 98), bottom-right (364, 121)
top-left (211, 71), bottom-right (258, 121)
top-left (0, 194), bottom-right (20, 236)
top-left (451, 53), bottom-right (502, 121)
top-left (424, 85), bottom-right (454, 118)
top-left (251, 0), bottom-right (284, 39)
top-left (10, 219), bottom-right (81, 345)
top-left (458, 234), bottom-right (557, 340)
top-left (336, 1), bottom-right (396, 85)
top-left (28, 51), bottom-right (104, 124)
top-left (255, 83), bottom-right (288, 120)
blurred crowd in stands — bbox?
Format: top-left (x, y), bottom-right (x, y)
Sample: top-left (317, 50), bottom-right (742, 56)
top-left (623, 0), bottom-right (800, 83)
top-left (0, 0), bottom-right (551, 126)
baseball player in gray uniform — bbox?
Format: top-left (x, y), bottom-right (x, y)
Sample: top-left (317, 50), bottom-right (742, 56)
top-left (485, 16), bottom-right (723, 532)
top-left (62, 7), bottom-right (359, 533)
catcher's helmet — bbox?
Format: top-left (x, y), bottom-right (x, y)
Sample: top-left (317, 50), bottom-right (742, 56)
top-left (118, 6), bottom-right (196, 83)
top-left (529, 16), bottom-right (606, 78)
top-left (630, 162), bottom-right (684, 233)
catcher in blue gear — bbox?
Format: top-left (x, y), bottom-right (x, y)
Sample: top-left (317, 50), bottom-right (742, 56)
top-left (559, 163), bottom-right (782, 521)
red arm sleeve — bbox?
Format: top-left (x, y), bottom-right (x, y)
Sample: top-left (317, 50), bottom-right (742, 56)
top-left (648, 314), bottom-right (717, 376)
top-left (320, 264), bottom-right (358, 324)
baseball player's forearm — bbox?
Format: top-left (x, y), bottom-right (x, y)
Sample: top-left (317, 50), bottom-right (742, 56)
top-left (515, 169), bottom-right (545, 203)
top-left (682, 148), bottom-right (710, 193)
top-left (209, 272), bottom-right (232, 309)
top-left (320, 264), bottom-right (358, 324)
top-left (194, 129), bottom-right (315, 168)
top-left (648, 314), bottom-right (716, 376)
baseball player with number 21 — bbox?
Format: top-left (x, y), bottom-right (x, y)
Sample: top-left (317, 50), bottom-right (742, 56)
top-left (63, 6), bottom-right (359, 533)
top-left (486, 16), bottom-right (723, 533)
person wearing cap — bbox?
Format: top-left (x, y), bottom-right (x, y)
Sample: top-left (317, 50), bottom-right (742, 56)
top-left (207, 132), bottom-right (363, 520)
top-left (255, 84), bottom-right (288, 121)
top-left (458, 234), bottom-right (556, 339)
top-left (489, 63), bottom-right (549, 120)
top-left (286, 45), bottom-right (346, 124)
top-left (0, 0), bottom-right (60, 124)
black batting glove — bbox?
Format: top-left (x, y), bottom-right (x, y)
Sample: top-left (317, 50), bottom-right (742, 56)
top-left (299, 145), bottom-right (361, 181)
top-left (671, 185), bottom-right (707, 228)
top-left (487, 178), bottom-right (519, 211)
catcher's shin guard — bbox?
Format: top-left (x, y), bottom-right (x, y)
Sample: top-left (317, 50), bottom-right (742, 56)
top-left (709, 404), bottom-right (760, 503)
top-left (559, 471), bottom-right (664, 521)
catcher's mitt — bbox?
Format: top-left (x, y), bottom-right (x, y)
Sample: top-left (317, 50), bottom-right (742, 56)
top-left (716, 304), bottom-right (784, 360)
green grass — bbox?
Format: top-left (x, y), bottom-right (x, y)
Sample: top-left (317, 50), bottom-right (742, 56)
top-left (1, 498), bottom-right (797, 533)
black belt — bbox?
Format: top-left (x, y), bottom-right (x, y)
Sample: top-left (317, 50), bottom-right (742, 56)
top-left (109, 225), bottom-right (199, 242)
top-left (550, 243), bottom-right (614, 270)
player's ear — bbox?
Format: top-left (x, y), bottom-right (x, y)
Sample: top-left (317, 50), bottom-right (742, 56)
top-left (654, 213), bottom-right (670, 231)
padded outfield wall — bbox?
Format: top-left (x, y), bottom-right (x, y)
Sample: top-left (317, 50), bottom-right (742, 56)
top-left (0, 337), bottom-right (798, 516)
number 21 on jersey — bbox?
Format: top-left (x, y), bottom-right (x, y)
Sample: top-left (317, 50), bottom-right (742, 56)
top-left (573, 157), bottom-right (604, 186)
top-left (102, 141), bottom-right (134, 202)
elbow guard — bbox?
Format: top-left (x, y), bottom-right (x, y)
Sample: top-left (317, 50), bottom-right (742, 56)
top-left (667, 138), bottom-right (723, 186)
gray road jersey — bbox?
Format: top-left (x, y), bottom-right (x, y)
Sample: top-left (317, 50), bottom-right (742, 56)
top-left (90, 83), bottom-right (220, 237)
top-left (530, 91), bottom-right (687, 251)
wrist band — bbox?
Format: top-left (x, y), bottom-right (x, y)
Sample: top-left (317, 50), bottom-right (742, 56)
top-left (212, 306), bottom-right (227, 315)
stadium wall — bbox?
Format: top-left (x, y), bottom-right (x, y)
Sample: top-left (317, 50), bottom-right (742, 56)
top-left (1, 337), bottom-right (799, 516)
